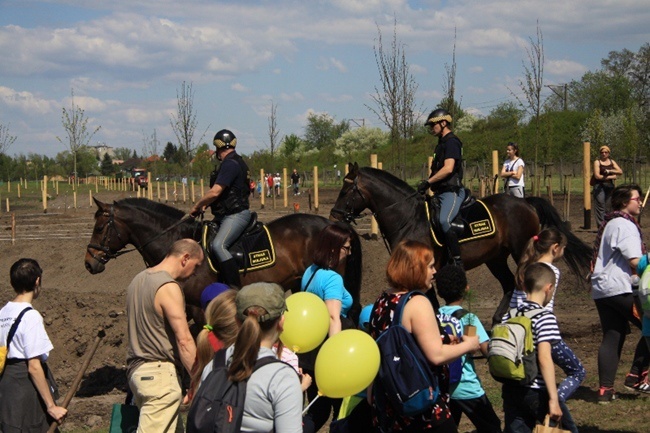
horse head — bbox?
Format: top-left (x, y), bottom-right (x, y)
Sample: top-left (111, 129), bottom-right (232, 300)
top-left (84, 198), bottom-right (133, 274)
top-left (330, 162), bottom-right (371, 224)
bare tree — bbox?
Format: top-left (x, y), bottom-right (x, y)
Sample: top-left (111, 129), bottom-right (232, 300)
top-left (441, 28), bottom-right (462, 121)
top-left (56, 89), bottom-right (101, 178)
top-left (0, 123), bottom-right (17, 155)
top-left (510, 22), bottom-right (545, 190)
top-left (268, 100), bottom-right (280, 171)
top-left (169, 81), bottom-right (209, 172)
top-left (366, 18), bottom-right (421, 179)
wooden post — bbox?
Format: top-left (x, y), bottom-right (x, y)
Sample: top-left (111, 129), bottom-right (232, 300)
top-left (42, 176), bottom-right (48, 213)
top-left (5, 198), bottom-right (9, 212)
top-left (492, 150), bottom-right (499, 194)
top-left (95, 179), bottom-right (98, 193)
top-left (260, 169), bottom-right (265, 209)
top-left (583, 141), bottom-right (592, 229)
top-left (200, 178), bottom-right (204, 197)
top-left (156, 181), bottom-right (161, 201)
top-left (148, 172), bottom-right (153, 200)
top-left (173, 181), bottom-right (177, 203)
top-left (283, 168), bottom-right (288, 208)
top-left (11, 212), bottom-right (15, 245)
top-left (344, 164), bottom-right (349, 176)
top-left (136, 186), bottom-right (141, 198)
top-left (378, 162), bottom-right (383, 170)
top-left (370, 154), bottom-right (378, 239)
top-left (56, 181), bottom-right (59, 196)
top-left (89, 190), bottom-right (92, 207)
top-left (165, 182), bottom-right (169, 202)
top-left (191, 181), bottom-right (196, 203)
top-left (73, 191), bottom-right (77, 209)
top-left (17, 184), bottom-right (21, 199)
top-left (313, 166), bottom-right (319, 214)
top-left (182, 182), bottom-right (186, 203)
top-left (479, 177), bottom-right (486, 197)
top-left (427, 156), bottom-right (433, 196)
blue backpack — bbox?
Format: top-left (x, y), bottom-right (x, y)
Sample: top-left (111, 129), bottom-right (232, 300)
top-left (372, 291), bottom-right (440, 418)
top-left (437, 308), bottom-right (468, 385)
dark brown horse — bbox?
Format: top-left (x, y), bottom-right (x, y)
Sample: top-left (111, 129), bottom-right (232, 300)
top-left (84, 198), bottom-right (362, 322)
top-left (330, 163), bottom-right (590, 323)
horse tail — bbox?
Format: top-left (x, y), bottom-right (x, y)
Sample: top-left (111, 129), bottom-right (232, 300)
top-left (343, 224), bottom-right (363, 325)
top-left (525, 196), bottom-right (591, 283)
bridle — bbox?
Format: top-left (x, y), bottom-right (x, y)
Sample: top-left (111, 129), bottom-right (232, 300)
top-left (330, 177), bottom-right (371, 225)
top-left (86, 205), bottom-right (135, 265)
top-left (86, 204), bottom-right (195, 266)
top-left (330, 173), bottom-right (421, 254)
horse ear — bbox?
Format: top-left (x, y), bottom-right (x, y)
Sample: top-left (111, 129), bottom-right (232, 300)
top-left (351, 162), bottom-right (359, 174)
top-left (93, 197), bottom-right (105, 209)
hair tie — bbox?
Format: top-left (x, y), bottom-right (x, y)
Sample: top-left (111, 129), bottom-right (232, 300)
top-left (203, 324), bottom-right (213, 331)
top-left (533, 235), bottom-right (539, 242)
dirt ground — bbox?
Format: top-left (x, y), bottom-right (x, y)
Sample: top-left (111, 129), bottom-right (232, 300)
top-left (0, 185), bottom-right (648, 432)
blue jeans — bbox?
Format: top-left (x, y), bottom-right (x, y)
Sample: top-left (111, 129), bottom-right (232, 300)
top-left (552, 340), bottom-right (586, 402)
top-left (212, 209), bottom-right (251, 262)
top-left (438, 189), bottom-right (465, 233)
top-left (503, 384), bottom-right (577, 433)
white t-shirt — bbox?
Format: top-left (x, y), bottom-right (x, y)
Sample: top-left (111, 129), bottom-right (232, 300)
top-left (0, 301), bottom-right (53, 360)
top-left (503, 158), bottom-right (525, 187)
top-left (592, 217), bottom-right (643, 300)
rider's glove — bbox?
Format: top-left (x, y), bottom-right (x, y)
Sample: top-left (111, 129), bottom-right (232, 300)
top-left (417, 180), bottom-right (430, 195)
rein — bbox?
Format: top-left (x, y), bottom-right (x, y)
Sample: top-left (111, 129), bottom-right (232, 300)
top-left (87, 204), bottom-right (195, 266)
top-left (331, 175), bottom-right (421, 254)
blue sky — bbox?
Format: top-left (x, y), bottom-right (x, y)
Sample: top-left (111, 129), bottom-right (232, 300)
top-left (0, 0), bottom-right (648, 158)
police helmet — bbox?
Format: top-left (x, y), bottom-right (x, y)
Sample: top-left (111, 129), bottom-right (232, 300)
top-left (425, 108), bottom-right (453, 127)
top-left (213, 129), bottom-right (237, 150)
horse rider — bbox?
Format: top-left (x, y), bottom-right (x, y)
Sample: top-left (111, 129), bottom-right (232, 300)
top-left (190, 129), bottom-right (251, 287)
top-left (418, 108), bottom-right (465, 268)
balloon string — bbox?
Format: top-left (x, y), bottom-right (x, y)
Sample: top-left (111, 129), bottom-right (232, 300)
top-left (302, 392), bottom-right (322, 416)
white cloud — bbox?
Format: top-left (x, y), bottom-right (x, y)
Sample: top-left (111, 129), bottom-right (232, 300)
top-left (317, 57), bottom-right (348, 73)
top-left (231, 83), bottom-right (250, 92)
top-left (280, 92), bottom-right (304, 102)
top-left (469, 66), bottom-right (484, 74)
top-left (0, 87), bottom-right (57, 115)
top-left (321, 94), bottom-right (354, 103)
top-left (546, 59), bottom-right (587, 77)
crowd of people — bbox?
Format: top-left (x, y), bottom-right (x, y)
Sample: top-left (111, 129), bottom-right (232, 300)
top-left (1, 122), bottom-right (648, 433)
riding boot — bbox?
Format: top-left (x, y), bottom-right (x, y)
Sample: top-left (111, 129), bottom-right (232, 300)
top-left (219, 258), bottom-right (241, 288)
top-left (444, 230), bottom-right (463, 269)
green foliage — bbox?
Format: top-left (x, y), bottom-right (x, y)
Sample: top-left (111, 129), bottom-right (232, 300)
top-left (113, 147), bottom-right (133, 161)
top-left (569, 70), bottom-right (634, 115)
top-left (303, 113), bottom-right (350, 151)
top-left (100, 153), bottom-right (115, 175)
top-left (334, 127), bottom-right (389, 160)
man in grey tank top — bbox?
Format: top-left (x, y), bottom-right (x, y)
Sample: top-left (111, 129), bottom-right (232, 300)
top-left (126, 239), bottom-right (204, 432)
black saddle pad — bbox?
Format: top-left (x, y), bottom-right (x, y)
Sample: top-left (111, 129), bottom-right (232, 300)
top-left (201, 215), bottom-right (275, 274)
top-left (425, 197), bottom-right (496, 247)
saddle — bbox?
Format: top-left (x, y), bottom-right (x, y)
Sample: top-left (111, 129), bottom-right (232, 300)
top-left (425, 188), bottom-right (496, 248)
top-left (201, 212), bottom-right (276, 274)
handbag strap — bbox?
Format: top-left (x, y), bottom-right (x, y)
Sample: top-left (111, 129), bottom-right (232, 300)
top-left (5, 307), bottom-right (33, 353)
top-left (302, 266), bottom-right (320, 292)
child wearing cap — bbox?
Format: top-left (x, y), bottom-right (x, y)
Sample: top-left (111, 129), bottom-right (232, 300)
top-left (199, 282), bottom-right (304, 433)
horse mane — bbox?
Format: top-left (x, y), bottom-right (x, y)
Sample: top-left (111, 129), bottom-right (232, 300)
top-left (116, 198), bottom-right (186, 222)
top-left (359, 166), bottom-right (415, 195)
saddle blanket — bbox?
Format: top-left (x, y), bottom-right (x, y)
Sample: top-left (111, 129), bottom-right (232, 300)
top-left (425, 200), bottom-right (496, 248)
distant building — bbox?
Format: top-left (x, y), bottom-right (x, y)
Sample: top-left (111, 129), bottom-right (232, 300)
top-left (92, 143), bottom-right (115, 160)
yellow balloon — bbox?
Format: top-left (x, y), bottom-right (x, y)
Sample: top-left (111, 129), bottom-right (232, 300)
top-left (315, 330), bottom-right (380, 398)
top-left (280, 292), bottom-right (330, 353)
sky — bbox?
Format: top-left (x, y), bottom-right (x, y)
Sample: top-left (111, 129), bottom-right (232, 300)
top-left (0, 0), bottom-right (649, 159)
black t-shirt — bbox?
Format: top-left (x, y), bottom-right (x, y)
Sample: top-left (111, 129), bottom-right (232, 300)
top-left (291, 172), bottom-right (300, 183)
top-left (430, 132), bottom-right (463, 190)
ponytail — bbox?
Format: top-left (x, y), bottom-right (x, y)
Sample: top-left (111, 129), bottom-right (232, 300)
top-left (228, 306), bottom-right (280, 382)
top-left (516, 227), bottom-right (566, 289)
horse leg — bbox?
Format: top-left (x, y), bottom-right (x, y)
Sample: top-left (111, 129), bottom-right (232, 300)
top-left (484, 255), bottom-right (516, 327)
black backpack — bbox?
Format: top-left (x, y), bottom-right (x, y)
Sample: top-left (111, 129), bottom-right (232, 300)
top-left (372, 291), bottom-right (440, 419)
top-left (186, 348), bottom-right (283, 433)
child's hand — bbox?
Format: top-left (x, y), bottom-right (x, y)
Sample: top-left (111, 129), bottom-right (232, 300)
top-left (461, 334), bottom-right (480, 352)
top-left (548, 399), bottom-right (563, 421)
top-left (300, 371), bottom-right (312, 392)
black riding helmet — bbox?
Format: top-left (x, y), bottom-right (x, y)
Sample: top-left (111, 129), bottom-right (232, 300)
top-left (213, 129), bottom-right (237, 150)
top-left (425, 108), bottom-right (453, 127)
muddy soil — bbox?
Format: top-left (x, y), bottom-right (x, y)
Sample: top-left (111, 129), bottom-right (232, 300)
top-left (0, 186), bottom-right (647, 432)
